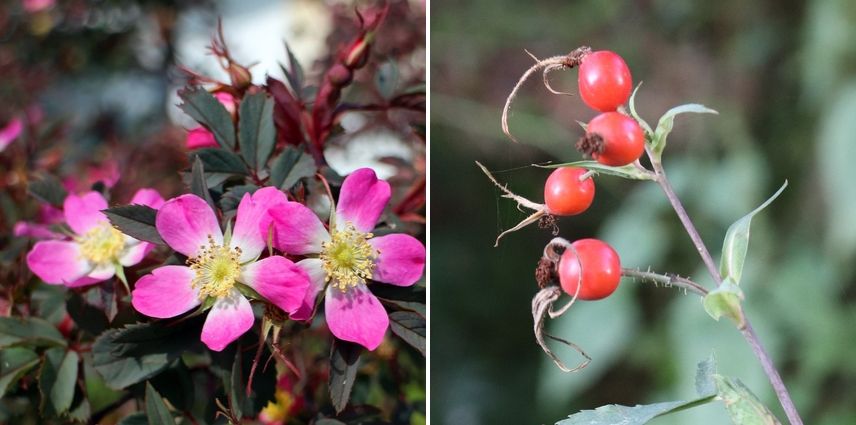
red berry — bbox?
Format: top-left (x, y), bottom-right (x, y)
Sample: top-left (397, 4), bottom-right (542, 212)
top-left (587, 112), bottom-right (645, 166)
top-left (558, 238), bottom-right (621, 300)
top-left (578, 51), bottom-right (632, 112)
top-left (543, 167), bottom-right (595, 216)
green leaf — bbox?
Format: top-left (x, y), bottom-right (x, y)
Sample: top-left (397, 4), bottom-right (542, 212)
top-left (556, 357), bottom-right (718, 424)
top-left (225, 350), bottom-right (245, 421)
top-left (0, 316), bottom-right (66, 349)
top-left (178, 87), bottom-right (236, 149)
top-left (628, 82), bottom-right (653, 135)
top-left (0, 347), bottom-right (39, 395)
top-left (269, 147), bottom-right (316, 190)
top-left (92, 321), bottom-right (201, 389)
top-left (719, 181), bottom-right (787, 284)
top-left (191, 149), bottom-right (249, 175)
top-left (117, 413), bottom-right (148, 425)
top-left (190, 156), bottom-right (216, 211)
top-left (282, 43), bottom-right (305, 97)
top-left (388, 311), bottom-right (426, 356)
top-left (28, 175), bottom-right (68, 207)
top-left (219, 184), bottom-right (258, 213)
top-left (703, 279), bottom-right (746, 327)
top-left (103, 205), bottom-right (163, 245)
top-left (651, 103), bottom-right (718, 157)
top-left (238, 92), bottom-right (276, 170)
top-left (329, 340), bottom-right (362, 414)
top-left (39, 348), bottom-right (79, 416)
top-left (371, 284), bottom-right (426, 316)
top-left (145, 382), bottom-right (174, 425)
top-left (538, 161), bottom-right (655, 180)
top-left (714, 375), bottom-right (781, 424)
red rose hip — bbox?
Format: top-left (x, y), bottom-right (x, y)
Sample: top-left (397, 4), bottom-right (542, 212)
top-left (578, 50), bottom-right (632, 112)
top-left (559, 238), bottom-right (621, 300)
top-left (544, 167), bottom-right (595, 216)
top-left (586, 112), bottom-right (645, 166)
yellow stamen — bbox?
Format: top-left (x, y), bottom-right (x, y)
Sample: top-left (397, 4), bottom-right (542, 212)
top-left (320, 221), bottom-right (379, 291)
top-left (76, 223), bottom-right (125, 265)
top-left (187, 235), bottom-right (242, 299)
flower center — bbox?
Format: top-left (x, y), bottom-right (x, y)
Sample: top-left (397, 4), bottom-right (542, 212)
top-left (188, 235), bottom-right (242, 300)
top-left (320, 221), bottom-right (379, 291)
top-left (76, 223), bottom-right (125, 265)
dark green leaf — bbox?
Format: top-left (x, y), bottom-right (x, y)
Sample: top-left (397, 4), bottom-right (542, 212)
top-left (538, 161), bottom-right (655, 180)
top-left (269, 147), bottom-right (316, 190)
top-left (219, 184), bottom-right (258, 213)
top-left (388, 311), bottom-right (426, 356)
top-left (651, 103), bottom-right (718, 158)
top-left (315, 419), bottom-right (347, 425)
top-left (703, 279), bottom-right (746, 327)
top-left (66, 292), bottom-right (109, 336)
top-left (283, 43), bottom-right (305, 96)
top-left (329, 340), bottom-right (362, 414)
top-left (145, 382), bottom-right (174, 425)
top-left (103, 205), bottom-right (163, 245)
top-left (0, 347), bottom-right (39, 395)
top-left (178, 87), bottom-right (236, 149)
top-left (238, 92), bottom-right (276, 170)
top-left (714, 375), bottom-right (781, 424)
top-left (720, 181), bottom-right (787, 284)
top-left (372, 284), bottom-right (426, 316)
top-left (226, 350), bottom-right (245, 420)
top-left (67, 396), bottom-right (91, 423)
top-left (118, 413), bottom-right (149, 425)
top-left (92, 321), bottom-right (202, 389)
top-left (0, 316), bottom-right (66, 349)
top-left (28, 175), bottom-right (68, 207)
top-left (190, 156), bottom-right (216, 211)
top-left (191, 148), bottom-right (250, 175)
top-left (39, 347), bottom-right (79, 416)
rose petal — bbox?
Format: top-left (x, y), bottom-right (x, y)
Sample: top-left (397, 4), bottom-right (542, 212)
top-left (186, 127), bottom-right (219, 149)
top-left (200, 289), bottom-right (254, 351)
top-left (292, 258), bottom-right (327, 321)
top-left (119, 241), bottom-right (153, 267)
top-left (156, 194), bottom-right (223, 258)
top-left (13, 221), bottom-right (63, 240)
top-left (0, 117), bottom-right (23, 151)
top-left (241, 256), bottom-right (310, 314)
top-left (335, 168), bottom-right (391, 233)
top-left (231, 187), bottom-right (288, 262)
top-left (131, 266), bottom-right (200, 318)
top-left (130, 188), bottom-right (165, 209)
top-left (26, 241), bottom-right (91, 285)
top-left (325, 284), bottom-right (388, 350)
top-left (63, 191), bottom-right (109, 235)
top-left (267, 201), bottom-right (330, 255)
top-left (368, 234), bottom-right (425, 286)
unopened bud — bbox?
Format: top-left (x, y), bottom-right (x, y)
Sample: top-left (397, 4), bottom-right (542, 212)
top-left (227, 62), bottom-right (253, 90)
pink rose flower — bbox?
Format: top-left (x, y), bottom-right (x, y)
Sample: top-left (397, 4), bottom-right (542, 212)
top-left (0, 118), bottom-right (23, 153)
top-left (266, 168), bottom-right (426, 350)
top-left (26, 189), bottom-right (165, 287)
top-left (131, 188), bottom-right (311, 351)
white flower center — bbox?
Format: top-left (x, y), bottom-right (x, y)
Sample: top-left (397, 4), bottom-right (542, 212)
top-left (320, 221), bottom-right (379, 291)
top-left (76, 223), bottom-right (125, 265)
top-left (188, 235), bottom-right (242, 299)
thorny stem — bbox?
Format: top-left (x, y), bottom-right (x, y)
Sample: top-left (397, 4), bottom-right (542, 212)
top-left (648, 153), bottom-right (803, 425)
top-left (620, 268), bottom-right (708, 296)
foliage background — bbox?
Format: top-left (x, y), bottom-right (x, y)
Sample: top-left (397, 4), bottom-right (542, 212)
top-left (431, 1), bottom-right (856, 424)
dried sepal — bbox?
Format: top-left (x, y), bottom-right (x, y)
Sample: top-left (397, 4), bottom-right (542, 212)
top-left (475, 161), bottom-right (549, 246)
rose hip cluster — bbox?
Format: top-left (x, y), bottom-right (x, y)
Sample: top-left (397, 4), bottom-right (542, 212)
top-left (544, 50), bottom-right (641, 300)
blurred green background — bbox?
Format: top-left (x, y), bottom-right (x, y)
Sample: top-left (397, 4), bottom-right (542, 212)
top-left (431, 1), bottom-right (856, 424)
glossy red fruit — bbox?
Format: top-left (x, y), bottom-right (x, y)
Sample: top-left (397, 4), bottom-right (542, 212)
top-left (587, 112), bottom-right (645, 166)
top-left (543, 167), bottom-right (595, 216)
top-left (578, 51), bottom-right (632, 112)
top-left (559, 238), bottom-right (621, 300)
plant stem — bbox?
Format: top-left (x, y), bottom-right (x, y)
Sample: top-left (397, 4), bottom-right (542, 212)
top-left (649, 155), bottom-right (803, 425)
top-left (650, 160), bottom-right (723, 285)
top-left (621, 268), bottom-right (708, 296)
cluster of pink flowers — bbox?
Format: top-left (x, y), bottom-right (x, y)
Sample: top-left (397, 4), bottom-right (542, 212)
top-left (24, 168), bottom-right (425, 352)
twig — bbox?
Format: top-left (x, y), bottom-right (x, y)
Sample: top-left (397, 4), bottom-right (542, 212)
top-left (621, 268), bottom-right (708, 296)
top-left (647, 149), bottom-right (803, 425)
